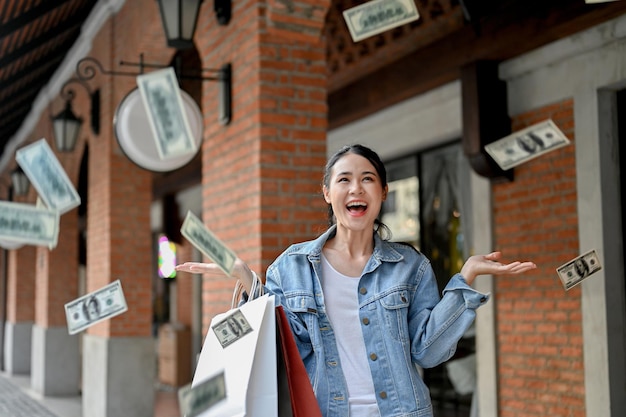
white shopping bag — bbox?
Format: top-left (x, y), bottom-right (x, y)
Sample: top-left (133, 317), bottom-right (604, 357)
top-left (192, 294), bottom-right (277, 417)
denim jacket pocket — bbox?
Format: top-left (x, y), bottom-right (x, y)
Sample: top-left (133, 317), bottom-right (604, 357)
top-left (284, 293), bottom-right (321, 345)
top-left (379, 289), bottom-right (411, 343)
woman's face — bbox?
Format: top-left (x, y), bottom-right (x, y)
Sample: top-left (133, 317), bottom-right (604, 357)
top-left (323, 153), bottom-right (387, 233)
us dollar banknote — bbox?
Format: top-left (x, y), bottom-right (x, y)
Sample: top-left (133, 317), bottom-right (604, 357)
top-left (178, 372), bottom-right (226, 417)
top-left (136, 67), bottom-right (197, 160)
top-left (64, 280), bottom-right (128, 335)
top-left (0, 201), bottom-right (60, 248)
top-left (212, 310), bottom-right (253, 348)
top-left (180, 211), bottom-right (237, 275)
top-left (0, 238), bottom-right (24, 250)
top-left (556, 249), bottom-right (602, 291)
top-left (15, 138), bottom-right (81, 214)
top-left (484, 119), bottom-right (571, 171)
top-left (343, 0), bottom-right (420, 42)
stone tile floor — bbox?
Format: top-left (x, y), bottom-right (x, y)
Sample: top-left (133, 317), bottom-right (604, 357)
top-left (0, 372), bottom-right (181, 417)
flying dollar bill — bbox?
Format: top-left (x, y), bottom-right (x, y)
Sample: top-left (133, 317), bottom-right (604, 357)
top-left (180, 211), bottom-right (237, 276)
top-left (64, 280), bottom-right (128, 335)
top-left (178, 372), bottom-right (227, 417)
top-left (343, 0), bottom-right (420, 42)
top-left (0, 238), bottom-right (24, 250)
top-left (136, 67), bottom-right (197, 161)
top-left (556, 249), bottom-right (602, 291)
top-left (0, 201), bottom-right (60, 248)
top-left (15, 138), bottom-right (81, 214)
top-left (212, 310), bottom-right (253, 348)
top-left (484, 119), bottom-right (571, 171)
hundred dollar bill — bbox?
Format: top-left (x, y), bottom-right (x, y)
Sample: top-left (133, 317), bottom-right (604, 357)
top-left (15, 138), bottom-right (81, 214)
top-left (0, 201), bottom-right (60, 248)
top-left (212, 310), bottom-right (253, 348)
top-left (178, 372), bottom-right (226, 417)
top-left (136, 67), bottom-right (197, 160)
top-left (0, 238), bottom-right (24, 250)
top-left (64, 280), bottom-right (128, 335)
top-left (484, 119), bottom-right (571, 171)
top-left (343, 0), bottom-right (420, 42)
top-left (556, 249), bottom-right (602, 291)
top-left (180, 211), bottom-right (237, 275)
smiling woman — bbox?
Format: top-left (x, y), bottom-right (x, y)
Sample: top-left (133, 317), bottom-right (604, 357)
top-left (176, 144), bottom-right (536, 417)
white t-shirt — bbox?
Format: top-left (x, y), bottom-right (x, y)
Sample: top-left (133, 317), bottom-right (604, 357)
top-left (320, 254), bottom-right (381, 417)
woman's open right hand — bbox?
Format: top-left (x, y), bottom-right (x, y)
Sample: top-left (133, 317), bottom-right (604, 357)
top-left (175, 258), bottom-right (255, 293)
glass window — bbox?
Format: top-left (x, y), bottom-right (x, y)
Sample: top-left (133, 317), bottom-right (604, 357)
top-left (381, 142), bottom-right (475, 417)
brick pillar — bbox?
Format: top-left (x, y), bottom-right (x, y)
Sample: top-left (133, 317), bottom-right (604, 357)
top-left (31, 206), bottom-right (81, 395)
top-left (80, 17), bottom-right (158, 417)
top-left (4, 243), bottom-right (36, 374)
top-left (82, 121), bottom-right (155, 417)
top-left (195, 0), bottom-right (331, 328)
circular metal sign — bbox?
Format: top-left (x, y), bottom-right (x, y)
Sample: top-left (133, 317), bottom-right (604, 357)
top-left (114, 87), bottom-right (203, 172)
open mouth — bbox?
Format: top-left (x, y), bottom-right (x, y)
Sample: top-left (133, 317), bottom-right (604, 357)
top-left (347, 201), bottom-right (367, 213)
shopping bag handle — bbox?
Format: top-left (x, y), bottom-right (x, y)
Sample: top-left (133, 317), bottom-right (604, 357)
top-left (231, 272), bottom-right (265, 309)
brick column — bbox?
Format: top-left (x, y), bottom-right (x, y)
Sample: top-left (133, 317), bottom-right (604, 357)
top-left (80, 11), bottom-right (161, 415)
top-left (31, 206), bottom-right (81, 395)
top-left (4, 242), bottom-right (36, 374)
top-left (195, 0), bottom-right (331, 327)
top-left (82, 114), bottom-right (155, 417)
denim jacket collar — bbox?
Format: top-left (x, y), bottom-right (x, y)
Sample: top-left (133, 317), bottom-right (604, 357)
top-left (288, 224), bottom-right (405, 268)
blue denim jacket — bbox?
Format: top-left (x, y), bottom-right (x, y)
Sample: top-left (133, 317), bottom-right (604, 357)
top-left (264, 226), bottom-right (489, 417)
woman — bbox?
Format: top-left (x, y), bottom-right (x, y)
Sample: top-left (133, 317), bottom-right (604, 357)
top-left (176, 144), bottom-right (536, 417)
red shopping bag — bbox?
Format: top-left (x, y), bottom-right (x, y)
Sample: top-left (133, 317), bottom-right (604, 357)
top-left (276, 305), bottom-right (322, 417)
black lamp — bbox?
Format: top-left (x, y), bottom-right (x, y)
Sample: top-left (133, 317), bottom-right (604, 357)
top-left (52, 98), bottom-right (83, 153)
top-left (11, 166), bottom-right (29, 196)
top-left (157, 0), bottom-right (204, 50)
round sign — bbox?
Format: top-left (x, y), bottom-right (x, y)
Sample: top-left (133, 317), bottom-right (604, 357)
top-left (114, 87), bottom-right (203, 172)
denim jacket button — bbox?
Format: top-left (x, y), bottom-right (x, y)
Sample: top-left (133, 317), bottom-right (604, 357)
top-left (359, 287), bottom-right (367, 295)
top-left (369, 353), bottom-right (378, 361)
top-left (379, 391), bottom-right (387, 399)
top-left (362, 317), bottom-right (370, 325)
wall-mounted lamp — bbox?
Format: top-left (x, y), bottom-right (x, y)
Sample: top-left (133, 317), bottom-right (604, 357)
top-left (156, 0), bottom-right (231, 50)
top-left (214, 0), bottom-right (231, 25)
top-left (11, 166), bottom-right (29, 196)
top-left (53, 77), bottom-right (101, 153)
top-left (51, 90), bottom-right (83, 153)
top-left (157, 0), bottom-right (201, 49)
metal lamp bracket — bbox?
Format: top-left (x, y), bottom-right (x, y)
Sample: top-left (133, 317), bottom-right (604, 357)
top-left (69, 54), bottom-right (232, 125)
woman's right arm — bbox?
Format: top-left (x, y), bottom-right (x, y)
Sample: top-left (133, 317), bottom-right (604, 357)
top-left (175, 257), bottom-right (256, 293)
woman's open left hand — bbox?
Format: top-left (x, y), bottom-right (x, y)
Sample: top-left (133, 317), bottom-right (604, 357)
top-left (460, 251), bottom-right (536, 285)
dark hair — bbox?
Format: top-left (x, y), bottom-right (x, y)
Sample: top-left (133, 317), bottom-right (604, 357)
top-left (323, 144), bottom-right (391, 240)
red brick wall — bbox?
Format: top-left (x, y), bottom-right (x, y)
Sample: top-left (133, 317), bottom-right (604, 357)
top-left (35, 209), bottom-right (79, 327)
top-left (493, 98), bottom-right (585, 417)
top-left (195, 0), bottom-right (331, 330)
top-left (84, 0), bottom-right (172, 338)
